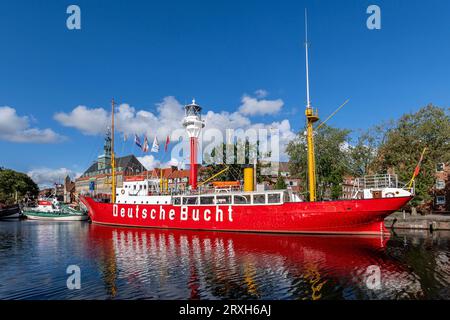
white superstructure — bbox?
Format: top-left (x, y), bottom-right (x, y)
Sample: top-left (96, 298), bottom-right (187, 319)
top-left (115, 173), bottom-right (412, 205)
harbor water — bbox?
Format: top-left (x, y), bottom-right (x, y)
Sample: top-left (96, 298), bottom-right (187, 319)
top-left (0, 220), bottom-right (449, 300)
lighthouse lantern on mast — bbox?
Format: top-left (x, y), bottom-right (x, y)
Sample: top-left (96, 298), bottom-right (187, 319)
top-left (183, 99), bottom-right (205, 190)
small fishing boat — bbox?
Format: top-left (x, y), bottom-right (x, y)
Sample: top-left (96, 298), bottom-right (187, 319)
top-left (23, 199), bottom-right (88, 221)
top-left (0, 203), bottom-right (22, 219)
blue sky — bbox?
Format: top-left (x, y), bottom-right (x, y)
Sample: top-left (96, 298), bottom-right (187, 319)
top-left (0, 0), bottom-right (449, 186)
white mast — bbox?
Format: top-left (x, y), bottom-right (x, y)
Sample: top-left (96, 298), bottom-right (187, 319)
top-left (305, 9), bottom-right (311, 109)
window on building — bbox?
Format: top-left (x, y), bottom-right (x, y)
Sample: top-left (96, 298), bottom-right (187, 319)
top-left (436, 180), bottom-right (445, 190)
top-left (437, 163), bottom-right (445, 172)
top-left (436, 196), bottom-right (446, 205)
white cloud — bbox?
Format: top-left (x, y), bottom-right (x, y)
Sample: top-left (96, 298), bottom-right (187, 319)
top-left (54, 96), bottom-right (184, 139)
top-left (137, 155), bottom-right (160, 171)
top-left (165, 158), bottom-right (179, 167)
top-left (27, 167), bottom-right (80, 187)
top-left (254, 89), bottom-right (268, 98)
top-left (0, 106), bottom-right (64, 143)
top-left (54, 94), bottom-right (295, 162)
top-left (54, 105), bottom-right (109, 135)
top-left (202, 112), bottom-right (294, 162)
top-left (340, 141), bottom-right (351, 152)
top-left (238, 95), bottom-right (283, 116)
top-left (136, 156), bottom-right (181, 171)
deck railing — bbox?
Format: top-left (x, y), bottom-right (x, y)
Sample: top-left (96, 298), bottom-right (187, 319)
top-left (351, 174), bottom-right (414, 198)
top-left (353, 174), bottom-right (399, 190)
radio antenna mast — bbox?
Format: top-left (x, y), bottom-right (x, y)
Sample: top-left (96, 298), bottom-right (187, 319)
top-left (305, 9), bottom-right (311, 108)
top-left (304, 9), bottom-right (319, 202)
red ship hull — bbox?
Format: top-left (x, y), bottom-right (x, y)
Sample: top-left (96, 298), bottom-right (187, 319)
top-left (80, 196), bottom-right (412, 235)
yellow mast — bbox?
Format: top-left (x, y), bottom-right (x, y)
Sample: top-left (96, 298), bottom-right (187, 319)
top-left (111, 98), bottom-right (116, 204)
top-left (304, 9), bottom-right (319, 202)
top-left (160, 168), bottom-right (163, 194)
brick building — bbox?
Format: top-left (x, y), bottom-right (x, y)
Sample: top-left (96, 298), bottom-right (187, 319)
top-left (147, 167), bottom-right (190, 193)
top-left (340, 176), bottom-right (356, 200)
top-left (433, 162), bottom-right (449, 213)
top-left (75, 132), bottom-right (145, 199)
top-left (256, 161), bottom-right (302, 192)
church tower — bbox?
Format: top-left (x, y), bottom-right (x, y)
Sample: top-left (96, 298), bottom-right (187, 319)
top-left (98, 128), bottom-right (112, 170)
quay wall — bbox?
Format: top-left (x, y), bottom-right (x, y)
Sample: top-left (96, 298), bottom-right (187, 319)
top-left (385, 212), bottom-right (450, 231)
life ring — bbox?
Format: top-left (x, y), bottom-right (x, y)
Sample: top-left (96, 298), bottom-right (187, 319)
top-left (121, 189), bottom-right (125, 195)
top-left (385, 192), bottom-right (395, 198)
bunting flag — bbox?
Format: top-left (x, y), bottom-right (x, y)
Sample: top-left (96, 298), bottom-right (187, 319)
top-left (134, 134), bottom-right (142, 149)
top-left (164, 135), bottom-right (170, 152)
top-left (142, 136), bottom-right (149, 153)
top-left (151, 136), bottom-right (160, 153)
top-left (408, 147), bottom-right (427, 188)
top-left (413, 147), bottom-right (427, 178)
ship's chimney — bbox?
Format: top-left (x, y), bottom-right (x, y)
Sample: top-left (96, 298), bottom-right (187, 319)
top-left (182, 99), bottom-right (205, 190)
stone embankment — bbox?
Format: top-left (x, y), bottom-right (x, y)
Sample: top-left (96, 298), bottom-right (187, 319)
top-left (385, 212), bottom-right (450, 231)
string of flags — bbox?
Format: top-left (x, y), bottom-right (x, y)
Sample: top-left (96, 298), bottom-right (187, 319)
top-left (142, 136), bottom-right (149, 153)
top-left (132, 133), bottom-right (170, 153)
top-left (151, 136), bottom-right (159, 153)
top-left (134, 134), bottom-right (142, 149)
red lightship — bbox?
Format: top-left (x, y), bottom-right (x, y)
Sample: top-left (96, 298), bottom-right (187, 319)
top-left (80, 20), bottom-right (414, 236)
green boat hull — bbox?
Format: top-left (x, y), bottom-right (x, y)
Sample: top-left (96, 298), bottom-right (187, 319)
top-left (23, 210), bottom-right (88, 221)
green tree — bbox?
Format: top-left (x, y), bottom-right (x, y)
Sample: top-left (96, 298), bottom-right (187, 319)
top-left (201, 139), bottom-right (269, 184)
top-left (286, 125), bottom-right (352, 200)
top-left (274, 174), bottom-right (287, 190)
top-left (349, 121), bottom-right (394, 176)
top-left (371, 104), bottom-right (450, 208)
top-left (0, 168), bottom-right (39, 204)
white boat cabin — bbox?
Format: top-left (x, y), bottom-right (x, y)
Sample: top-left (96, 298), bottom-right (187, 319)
top-left (115, 176), bottom-right (302, 205)
top-left (115, 174), bottom-right (412, 206)
top-left (352, 174), bottom-right (413, 199)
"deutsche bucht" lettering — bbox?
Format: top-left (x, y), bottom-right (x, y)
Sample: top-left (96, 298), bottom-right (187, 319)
top-left (112, 204), bottom-right (234, 223)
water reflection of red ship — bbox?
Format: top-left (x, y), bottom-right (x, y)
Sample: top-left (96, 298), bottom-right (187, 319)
top-left (88, 224), bottom-right (414, 299)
